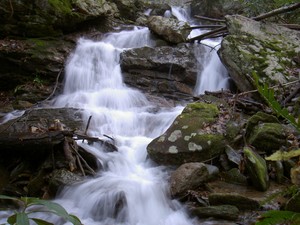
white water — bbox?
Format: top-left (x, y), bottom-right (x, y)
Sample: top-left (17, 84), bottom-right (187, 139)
top-left (171, 6), bottom-right (229, 95)
top-left (43, 26), bottom-right (196, 225)
top-left (0, 7), bottom-right (229, 225)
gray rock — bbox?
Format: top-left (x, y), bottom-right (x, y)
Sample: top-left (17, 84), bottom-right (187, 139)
top-left (147, 16), bottom-right (190, 44)
top-left (218, 15), bottom-right (300, 106)
top-left (170, 162), bottom-right (219, 197)
top-left (121, 44), bottom-right (205, 100)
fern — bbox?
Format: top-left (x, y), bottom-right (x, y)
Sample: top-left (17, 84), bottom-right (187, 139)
top-left (256, 210), bottom-right (300, 225)
top-left (253, 72), bottom-right (300, 132)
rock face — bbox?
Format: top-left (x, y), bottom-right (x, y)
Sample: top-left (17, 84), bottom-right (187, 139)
top-left (121, 44), bottom-right (205, 100)
top-left (147, 16), bottom-right (190, 44)
top-left (147, 99), bottom-right (228, 165)
top-left (218, 15), bottom-right (300, 107)
top-left (190, 0), bottom-right (245, 18)
top-left (0, 0), bottom-right (118, 37)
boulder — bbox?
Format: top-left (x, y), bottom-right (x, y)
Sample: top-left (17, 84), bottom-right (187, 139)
top-left (147, 16), bottom-right (190, 44)
top-left (245, 112), bottom-right (289, 154)
top-left (147, 100), bottom-right (227, 165)
top-left (243, 147), bottom-right (270, 191)
top-left (169, 162), bottom-right (219, 197)
top-left (121, 44), bottom-right (205, 101)
top-left (218, 15), bottom-right (300, 108)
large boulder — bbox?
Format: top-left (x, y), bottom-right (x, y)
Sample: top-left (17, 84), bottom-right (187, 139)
top-left (147, 16), bottom-right (190, 44)
top-left (218, 15), bottom-right (300, 110)
top-left (147, 99), bottom-right (228, 165)
top-left (120, 44), bottom-right (206, 101)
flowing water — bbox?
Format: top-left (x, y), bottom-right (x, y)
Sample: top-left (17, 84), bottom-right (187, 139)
top-left (0, 6), bottom-right (229, 225)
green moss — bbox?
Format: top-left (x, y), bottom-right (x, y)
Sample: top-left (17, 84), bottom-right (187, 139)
top-left (48, 0), bottom-right (72, 14)
top-left (183, 102), bottom-right (219, 118)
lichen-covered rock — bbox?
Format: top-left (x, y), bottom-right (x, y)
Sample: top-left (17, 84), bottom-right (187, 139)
top-left (147, 16), bottom-right (190, 44)
top-left (147, 101), bottom-right (227, 165)
top-left (244, 147), bottom-right (269, 191)
top-left (170, 162), bottom-right (219, 197)
top-left (218, 15), bottom-right (300, 105)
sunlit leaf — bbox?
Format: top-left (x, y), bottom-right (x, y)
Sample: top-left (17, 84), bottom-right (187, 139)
top-left (16, 212), bottom-right (30, 225)
top-left (26, 199), bottom-right (82, 225)
top-left (265, 149), bottom-right (300, 161)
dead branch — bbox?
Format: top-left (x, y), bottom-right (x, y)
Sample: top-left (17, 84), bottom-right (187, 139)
top-left (194, 15), bottom-right (225, 23)
top-left (188, 3), bottom-right (300, 42)
top-left (186, 25), bottom-right (224, 30)
top-left (188, 26), bottom-right (227, 42)
top-left (252, 3), bottom-right (300, 21)
top-left (82, 115), bottom-right (92, 143)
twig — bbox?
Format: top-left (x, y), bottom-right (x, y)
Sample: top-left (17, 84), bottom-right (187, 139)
top-left (71, 144), bottom-right (96, 175)
top-left (8, 0), bottom-right (14, 19)
top-left (76, 155), bottom-right (85, 176)
top-left (282, 83), bottom-right (300, 106)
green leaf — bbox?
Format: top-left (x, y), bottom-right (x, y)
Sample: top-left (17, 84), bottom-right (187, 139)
top-left (265, 149), bottom-right (300, 161)
top-left (7, 214), bottom-right (16, 225)
top-left (0, 195), bottom-right (19, 201)
top-left (30, 218), bottom-right (54, 225)
top-left (26, 199), bottom-right (82, 225)
top-left (256, 210), bottom-right (300, 225)
top-left (16, 212), bottom-right (30, 225)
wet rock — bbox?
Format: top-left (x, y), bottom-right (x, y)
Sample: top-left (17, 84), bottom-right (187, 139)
top-left (218, 15), bottom-right (300, 110)
top-left (208, 193), bottom-right (260, 210)
top-left (48, 169), bottom-right (82, 195)
top-left (147, 16), bottom-right (190, 44)
top-left (147, 101), bottom-right (227, 165)
top-left (191, 205), bottom-right (239, 221)
top-left (221, 168), bottom-right (248, 186)
top-left (243, 147), bottom-right (270, 191)
top-left (121, 44), bottom-right (205, 101)
top-left (170, 162), bottom-right (219, 197)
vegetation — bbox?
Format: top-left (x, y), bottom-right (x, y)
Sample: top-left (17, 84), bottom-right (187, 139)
top-left (0, 195), bottom-right (82, 225)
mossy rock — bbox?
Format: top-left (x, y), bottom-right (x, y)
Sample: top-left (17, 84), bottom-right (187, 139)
top-left (244, 147), bottom-right (269, 191)
top-left (147, 101), bottom-right (226, 165)
top-left (247, 123), bottom-right (288, 154)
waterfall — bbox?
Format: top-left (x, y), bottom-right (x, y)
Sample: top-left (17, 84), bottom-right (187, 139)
top-left (171, 6), bottom-right (229, 95)
top-left (43, 26), bottom-right (195, 225)
top-left (0, 6), bottom-right (230, 225)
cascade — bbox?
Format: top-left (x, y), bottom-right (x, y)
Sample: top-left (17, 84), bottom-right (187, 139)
top-left (0, 5), bottom-right (229, 225)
